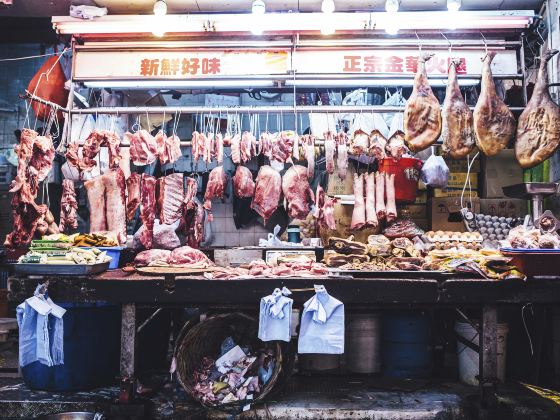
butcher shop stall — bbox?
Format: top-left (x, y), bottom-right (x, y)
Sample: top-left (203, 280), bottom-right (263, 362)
top-left (2, 0), bottom-right (560, 418)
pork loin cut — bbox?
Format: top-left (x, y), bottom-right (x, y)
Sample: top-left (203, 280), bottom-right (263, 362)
top-left (515, 49), bottom-right (560, 168)
top-left (441, 58), bottom-right (476, 159)
top-left (404, 53), bottom-right (442, 152)
top-left (157, 173), bottom-right (185, 224)
top-left (282, 165), bottom-right (314, 220)
top-left (251, 165), bottom-right (281, 221)
top-left (233, 165), bottom-right (255, 198)
top-left (474, 52), bottom-right (516, 156)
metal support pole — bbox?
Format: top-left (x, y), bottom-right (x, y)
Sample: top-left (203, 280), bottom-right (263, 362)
top-left (120, 303), bottom-right (137, 403)
top-left (480, 304), bottom-right (499, 408)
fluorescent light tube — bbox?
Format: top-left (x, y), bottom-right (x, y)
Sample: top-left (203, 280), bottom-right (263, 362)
top-left (285, 78), bottom-right (480, 87)
top-left (84, 80), bottom-right (276, 89)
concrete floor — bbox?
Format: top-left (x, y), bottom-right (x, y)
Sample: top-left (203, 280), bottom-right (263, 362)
top-left (0, 375), bottom-right (559, 419)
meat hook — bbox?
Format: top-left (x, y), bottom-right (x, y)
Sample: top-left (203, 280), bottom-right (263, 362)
top-left (480, 32), bottom-right (489, 55)
top-left (415, 31), bottom-right (422, 52)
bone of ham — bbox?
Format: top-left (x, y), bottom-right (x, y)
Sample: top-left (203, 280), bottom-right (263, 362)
top-left (230, 133), bottom-right (241, 164)
top-left (126, 172), bottom-right (141, 221)
top-left (375, 172), bottom-right (386, 221)
top-left (336, 132), bottom-right (349, 180)
top-left (385, 173), bottom-right (397, 223)
top-left (365, 173), bottom-right (378, 229)
top-left (85, 175), bottom-right (107, 232)
top-left (103, 168), bottom-right (127, 244)
top-left (324, 131), bottom-right (336, 174)
top-left (139, 174), bottom-right (157, 249)
top-left (351, 173), bottom-right (366, 230)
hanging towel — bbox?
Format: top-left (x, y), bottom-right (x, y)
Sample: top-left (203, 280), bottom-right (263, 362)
top-left (298, 285), bottom-right (344, 354)
top-left (16, 284), bottom-right (66, 367)
top-left (258, 287), bottom-right (293, 342)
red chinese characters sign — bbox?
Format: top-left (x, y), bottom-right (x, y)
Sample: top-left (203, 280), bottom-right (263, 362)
top-left (342, 54), bottom-right (467, 74)
top-left (139, 57), bottom-right (222, 76)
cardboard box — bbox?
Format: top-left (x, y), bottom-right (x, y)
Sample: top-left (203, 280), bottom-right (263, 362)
top-left (444, 154), bottom-right (480, 173)
top-left (327, 166), bottom-right (356, 196)
top-left (480, 198), bottom-right (528, 218)
top-left (319, 203), bottom-right (377, 245)
top-left (433, 189), bottom-right (479, 198)
top-left (482, 149), bottom-right (523, 198)
top-left (415, 190), bottom-right (428, 204)
top-left (397, 204), bottom-right (427, 220)
top-left (430, 197), bottom-right (480, 232)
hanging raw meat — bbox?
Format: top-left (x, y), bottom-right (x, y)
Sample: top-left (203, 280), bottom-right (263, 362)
top-left (59, 179), bottom-right (78, 233)
top-left (251, 165), bottom-right (281, 221)
top-left (385, 173), bottom-right (397, 222)
top-left (516, 49), bottom-right (560, 168)
top-left (302, 134), bottom-right (316, 179)
top-left (350, 129), bottom-right (369, 155)
top-left (385, 131), bottom-right (407, 160)
top-left (155, 130), bottom-right (166, 158)
top-left (126, 172), bottom-right (141, 221)
top-left (29, 135), bottom-right (55, 181)
top-left (215, 133), bottom-right (224, 164)
top-left (368, 129), bottom-right (387, 160)
top-left (203, 132), bottom-right (214, 165)
top-left (271, 131), bottom-right (294, 164)
top-left (375, 172), bottom-right (386, 221)
top-left (365, 173), bottom-right (378, 229)
top-left (84, 176), bottom-right (107, 233)
top-left (183, 177), bottom-right (198, 209)
top-left (240, 131), bottom-right (254, 163)
top-left (324, 131), bottom-right (336, 174)
top-left (404, 53), bottom-right (442, 152)
top-left (313, 184), bottom-right (336, 231)
top-left (139, 174), bottom-right (157, 249)
top-left (282, 165), bottom-right (315, 220)
top-left (230, 133), bottom-right (242, 164)
top-left (351, 173), bottom-right (366, 230)
top-left (191, 131), bottom-right (205, 164)
top-left (258, 132), bottom-right (273, 159)
top-left (129, 130), bottom-right (158, 166)
top-left (474, 52), bottom-right (516, 156)
top-left (203, 165), bottom-right (227, 219)
top-left (232, 165), bottom-right (255, 198)
top-left (103, 169), bottom-right (127, 244)
top-left (157, 173), bottom-right (185, 225)
top-left (160, 134), bottom-right (182, 165)
top-left (336, 132), bottom-right (349, 180)
top-left (441, 58), bottom-right (476, 159)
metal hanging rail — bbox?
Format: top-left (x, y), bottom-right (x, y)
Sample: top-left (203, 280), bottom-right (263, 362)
top-left (22, 92), bottom-right (526, 114)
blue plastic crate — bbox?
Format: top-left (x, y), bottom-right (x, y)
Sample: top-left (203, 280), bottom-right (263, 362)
top-left (78, 246), bottom-right (123, 269)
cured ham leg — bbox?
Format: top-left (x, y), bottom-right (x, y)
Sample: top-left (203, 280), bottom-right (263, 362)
top-left (441, 58), bottom-right (476, 159)
top-left (351, 174), bottom-right (366, 230)
top-left (336, 132), bottom-right (349, 180)
top-left (365, 173), bottom-right (378, 228)
top-left (385, 173), bottom-right (397, 223)
top-left (404, 53), bottom-right (442, 152)
top-left (474, 52), bottom-right (516, 156)
top-left (516, 49), bottom-right (560, 168)
top-left (375, 172), bottom-right (386, 221)
top-left (324, 131), bottom-right (336, 174)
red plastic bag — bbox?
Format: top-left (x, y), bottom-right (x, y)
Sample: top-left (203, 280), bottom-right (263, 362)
top-left (27, 55), bottom-right (68, 122)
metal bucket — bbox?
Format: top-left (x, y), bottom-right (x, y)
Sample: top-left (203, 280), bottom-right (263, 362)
top-left (346, 314), bottom-right (381, 374)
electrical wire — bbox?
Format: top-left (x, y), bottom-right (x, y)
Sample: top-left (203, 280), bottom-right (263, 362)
top-left (0, 50), bottom-right (68, 63)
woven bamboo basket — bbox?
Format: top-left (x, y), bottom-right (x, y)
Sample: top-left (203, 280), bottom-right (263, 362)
top-left (175, 312), bottom-right (283, 408)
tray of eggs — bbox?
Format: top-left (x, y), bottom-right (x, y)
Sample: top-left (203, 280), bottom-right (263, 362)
top-left (424, 231), bottom-right (484, 250)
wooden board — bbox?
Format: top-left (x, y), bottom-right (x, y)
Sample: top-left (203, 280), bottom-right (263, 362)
top-left (136, 266), bottom-right (216, 276)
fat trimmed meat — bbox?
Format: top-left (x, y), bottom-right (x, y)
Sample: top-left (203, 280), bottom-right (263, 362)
top-left (168, 246), bottom-right (213, 267)
top-left (282, 165), bottom-right (314, 220)
top-left (515, 49), bottom-right (560, 168)
top-left (129, 130), bottom-right (158, 166)
top-left (251, 165), bottom-right (281, 221)
top-left (160, 134), bottom-right (182, 165)
top-left (157, 173), bottom-right (185, 225)
top-left (313, 184), bottom-right (336, 231)
top-left (230, 134), bottom-right (241, 164)
top-left (302, 134), bottom-right (316, 179)
top-left (139, 174), bottom-right (157, 249)
top-left (126, 172), bottom-right (141, 221)
top-left (103, 168), bottom-right (127, 244)
top-left (324, 131), bottom-right (336, 174)
top-left (336, 132), bottom-right (349, 180)
top-left (404, 53), bottom-right (442, 152)
top-left (85, 175), bottom-right (107, 233)
top-left (134, 249), bottom-right (172, 267)
top-left (203, 165), bottom-right (227, 220)
top-left (191, 131), bottom-right (205, 165)
top-left (474, 52), bottom-right (516, 156)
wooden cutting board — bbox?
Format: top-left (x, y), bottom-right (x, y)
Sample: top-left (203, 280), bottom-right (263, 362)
top-left (136, 266), bottom-right (216, 276)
